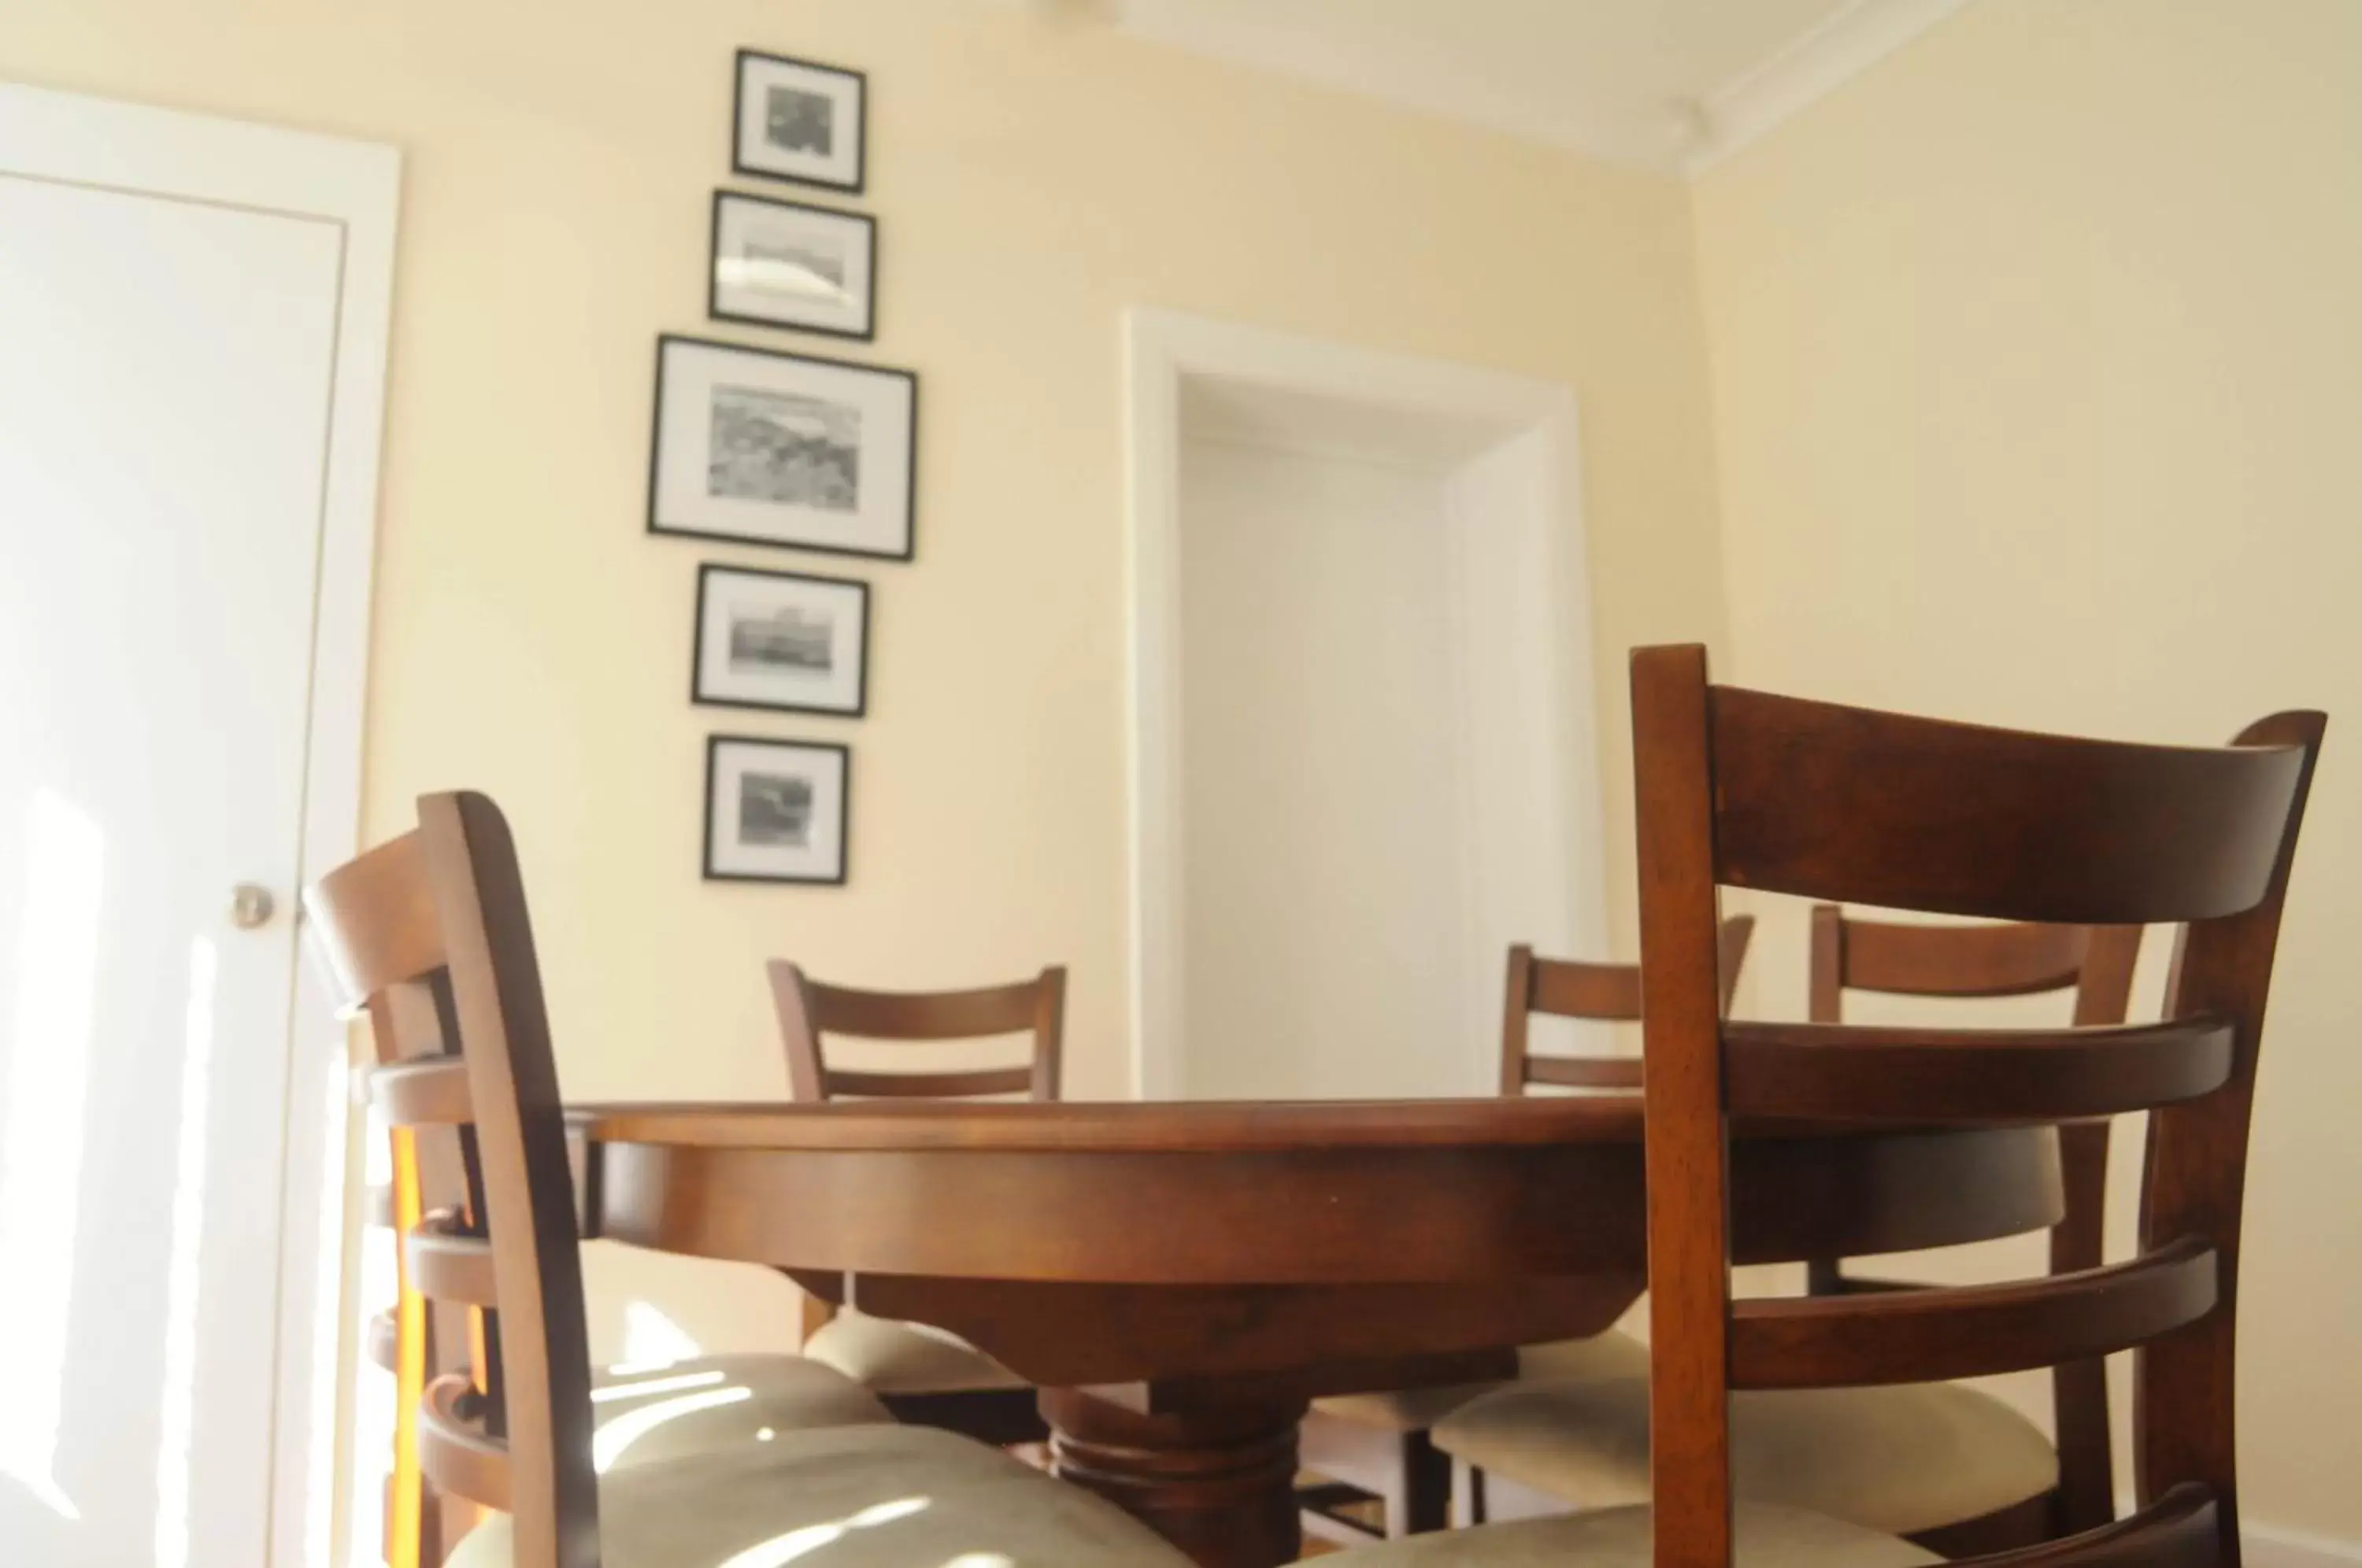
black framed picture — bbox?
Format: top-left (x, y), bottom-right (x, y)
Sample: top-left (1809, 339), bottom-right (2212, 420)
top-left (704, 735), bottom-right (850, 885)
top-left (732, 50), bottom-right (866, 193)
top-left (648, 334), bottom-right (917, 560)
top-left (709, 190), bottom-right (876, 341)
top-left (692, 562), bottom-right (869, 717)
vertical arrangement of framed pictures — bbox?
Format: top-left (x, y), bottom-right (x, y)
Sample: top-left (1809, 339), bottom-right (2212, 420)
top-left (704, 736), bottom-right (850, 885)
top-left (672, 49), bottom-right (898, 888)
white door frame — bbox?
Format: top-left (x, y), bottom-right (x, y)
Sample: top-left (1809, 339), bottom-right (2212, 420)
top-left (0, 83), bottom-right (399, 1568)
top-left (1124, 308), bottom-right (1608, 1100)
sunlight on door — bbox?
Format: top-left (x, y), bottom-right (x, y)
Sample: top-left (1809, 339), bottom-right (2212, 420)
top-left (154, 937), bottom-right (219, 1568)
top-left (0, 788), bottom-right (105, 1522)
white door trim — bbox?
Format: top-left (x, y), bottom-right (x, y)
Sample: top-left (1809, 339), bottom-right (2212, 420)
top-left (0, 82), bottom-right (399, 1568)
top-left (1124, 308), bottom-right (1606, 1100)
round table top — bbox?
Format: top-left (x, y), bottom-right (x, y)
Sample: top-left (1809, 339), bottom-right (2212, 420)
top-left (571, 1096), bottom-right (2064, 1289)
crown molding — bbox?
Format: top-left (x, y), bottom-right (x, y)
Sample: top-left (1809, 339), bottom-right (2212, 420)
top-left (1109, 0), bottom-right (1976, 179)
top-left (1686, 0), bottom-right (1975, 172)
top-left (1110, 0), bottom-right (1690, 170)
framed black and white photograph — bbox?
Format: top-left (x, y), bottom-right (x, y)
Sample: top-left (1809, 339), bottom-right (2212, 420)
top-left (732, 50), bottom-right (866, 193)
top-left (709, 191), bottom-right (876, 340)
top-left (649, 334), bottom-right (916, 560)
top-left (704, 735), bottom-right (850, 884)
top-left (692, 563), bottom-right (869, 716)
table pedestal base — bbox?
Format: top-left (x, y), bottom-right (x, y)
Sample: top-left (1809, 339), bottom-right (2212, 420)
top-left (1042, 1389), bottom-right (1308, 1568)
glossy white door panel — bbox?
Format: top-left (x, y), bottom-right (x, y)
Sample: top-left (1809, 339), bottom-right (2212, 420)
top-left (0, 86), bottom-right (397, 1568)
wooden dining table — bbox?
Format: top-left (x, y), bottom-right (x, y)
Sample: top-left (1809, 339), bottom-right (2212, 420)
top-left (570, 1095), bottom-right (2064, 1568)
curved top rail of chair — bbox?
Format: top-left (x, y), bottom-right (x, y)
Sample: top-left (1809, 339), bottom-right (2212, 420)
top-left (1711, 684), bottom-right (2312, 923)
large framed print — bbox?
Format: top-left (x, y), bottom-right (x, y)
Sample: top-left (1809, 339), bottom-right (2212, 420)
top-left (692, 562), bottom-right (869, 717)
top-left (732, 50), bottom-right (866, 194)
top-left (703, 735), bottom-right (850, 885)
top-left (649, 335), bottom-right (916, 560)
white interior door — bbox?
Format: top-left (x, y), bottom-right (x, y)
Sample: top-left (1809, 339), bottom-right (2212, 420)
top-left (0, 87), bottom-right (396, 1568)
top-left (1179, 435), bottom-right (1475, 1100)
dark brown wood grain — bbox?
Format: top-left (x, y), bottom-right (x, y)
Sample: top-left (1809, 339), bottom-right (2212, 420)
top-left (1711, 682), bottom-right (2308, 923)
top-left (1631, 644), bottom-right (1737, 1568)
top-left (1731, 1237), bottom-right (2219, 1389)
top-left (1724, 1015), bottom-right (2232, 1122)
top-left (1627, 643), bottom-right (2323, 1568)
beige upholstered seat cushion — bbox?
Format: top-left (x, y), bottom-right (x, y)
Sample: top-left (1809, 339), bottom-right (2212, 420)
top-left (803, 1308), bottom-right (1028, 1393)
top-left (446, 1422), bottom-right (1192, 1567)
top-left (590, 1354), bottom-right (890, 1471)
top-left (1433, 1373), bottom-right (2057, 1537)
top-left (1330, 1502), bottom-right (1939, 1566)
top-left (1312, 1330), bottom-right (1649, 1433)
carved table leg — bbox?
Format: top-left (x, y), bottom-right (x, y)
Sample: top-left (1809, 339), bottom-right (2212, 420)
top-left (1041, 1389), bottom-right (1308, 1568)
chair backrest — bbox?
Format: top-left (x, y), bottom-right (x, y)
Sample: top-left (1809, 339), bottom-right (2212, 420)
top-left (360, 1021), bottom-right (477, 1568)
top-left (1807, 906), bottom-right (2142, 1533)
top-left (768, 960), bottom-right (1066, 1103)
top-left (1629, 644), bottom-right (2322, 1568)
top-left (1498, 919), bottom-right (1756, 1094)
top-left (308, 793), bottom-right (599, 1568)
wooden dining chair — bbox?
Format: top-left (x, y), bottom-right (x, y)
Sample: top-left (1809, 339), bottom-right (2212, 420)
top-left (1301, 920), bottom-right (1757, 1540)
top-left (305, 793), bottom-right (1195, 1568)
top-left (771, 960), bottom-right (1061, 1443)
top-left (356, 986), bottom-right (900, 1567)
top-left (1437, 907), bottom-right (2144, 1551)
top-left (1620, 645), bottom-right (2320, 1568)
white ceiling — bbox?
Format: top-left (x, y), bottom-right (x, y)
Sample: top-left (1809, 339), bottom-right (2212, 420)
top-left (1094, 0), bottom-right (1974, 172)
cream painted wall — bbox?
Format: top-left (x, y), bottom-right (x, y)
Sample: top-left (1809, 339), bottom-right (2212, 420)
top-left (0, 0), bottom-right (1728, 1355)
top-left (1694, 0), bottom-right (2362, 1546)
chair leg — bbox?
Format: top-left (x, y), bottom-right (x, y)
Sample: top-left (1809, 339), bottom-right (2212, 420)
top-left (1402, 1430), bottom-right (1451, 1535)
top-left (1461, 1460), bottom-right (1489, 1526)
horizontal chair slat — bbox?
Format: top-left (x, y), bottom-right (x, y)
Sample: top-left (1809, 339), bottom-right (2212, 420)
top-left (1528, 961), bottom-right (1642, 1021)
top-left (1959, 1482), bottom-right (2220, 1567)
top-left (1521, 1056), bottom-right (1643, 1090)
top-left (417, 1373), bottom-right (511, 1513)
top-left (826, 1068), bottom-right (1035, 1099)
top-left (1838, 917), bottom-right (2090, 998)
top-left (806, 978), bottom-right (1044, 1041)
top-left (406, 1213), bottom-right (498, 1307)
top-left (1731, 1237), bottom-right (2219, 1389)
top-left (1724, 1015), bottom-right (2234, 1122)
top-left (369, 1058), bottom-right (473, 1126)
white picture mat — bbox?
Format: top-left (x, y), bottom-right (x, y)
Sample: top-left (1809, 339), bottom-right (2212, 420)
top-left (713, 196), bottom-right (872, 335)
top-left (653, 337), bottom-right (913, 557)
top-left (708, 739), bottom-right (847, 881)
top-left (735, 55), bottom-right (862, 187)
top-left (696, 568), bottom-right (866, 713)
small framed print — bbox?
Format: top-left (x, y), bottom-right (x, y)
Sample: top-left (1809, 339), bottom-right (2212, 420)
top-left (732, 50), bottom-right (866, 193)
top-left (704, 735), bottom-right (850, 885)
top-left (649, 334), bottom-right (916, 560)
top-left (709, 191), bottom-right (876, 340)
top-left (692, 563), bottom-right (869, 717)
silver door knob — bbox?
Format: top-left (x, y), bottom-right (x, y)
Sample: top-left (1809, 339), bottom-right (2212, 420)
top-left (230, 883), bottom-right (276, 930)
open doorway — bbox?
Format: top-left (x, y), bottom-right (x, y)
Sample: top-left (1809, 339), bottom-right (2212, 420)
top-left (1126, 312), bottom-right (1608, 1101)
